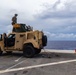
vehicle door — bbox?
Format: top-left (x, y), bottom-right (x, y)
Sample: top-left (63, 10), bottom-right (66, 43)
top-left (15, 34), bottom-right (24, 50)
top-left (7, 34), bottom-right (15, 47)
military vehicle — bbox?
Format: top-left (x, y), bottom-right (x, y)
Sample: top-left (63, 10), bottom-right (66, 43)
top-left (0, 23), bottom-right (47, 58)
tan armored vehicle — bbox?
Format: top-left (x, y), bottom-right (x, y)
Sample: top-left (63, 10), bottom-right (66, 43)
top-left (0, 24), bottom-right (47, 58)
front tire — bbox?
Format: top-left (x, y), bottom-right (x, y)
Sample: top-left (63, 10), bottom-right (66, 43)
top-left (23, 45), bottom-right (35, 58)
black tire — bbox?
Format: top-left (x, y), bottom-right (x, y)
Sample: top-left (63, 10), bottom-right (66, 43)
top-left (0, 48), bottom-right (3, 56)
top-left (42, 35), bottom-right (47, 46)
top-left (6, 51), bottom-right (12, 54)
top-left (35, 49), bottom-right (41, 54)
top-left (23, 45), bottom-right (35, 58)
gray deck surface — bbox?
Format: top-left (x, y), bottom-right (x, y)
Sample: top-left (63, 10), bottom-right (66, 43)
top-left (0, 50), bottom-right (76, 75)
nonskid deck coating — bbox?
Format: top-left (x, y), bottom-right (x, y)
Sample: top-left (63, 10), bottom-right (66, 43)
top-left (0, 49), bottom-right (76, 75)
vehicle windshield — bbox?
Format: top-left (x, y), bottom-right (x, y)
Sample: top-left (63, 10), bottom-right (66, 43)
top-left (0, 34), bottom-right (2, 41)
top-left (8, 34), bottom-right (15, 38)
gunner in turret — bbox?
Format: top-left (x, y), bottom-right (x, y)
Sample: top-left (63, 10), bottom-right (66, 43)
top-left (12, 14), bottom-right (18, 25)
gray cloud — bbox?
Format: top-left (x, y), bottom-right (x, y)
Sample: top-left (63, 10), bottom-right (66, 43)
top-left (38, 11), bottom-right (76, 19)
top-left (53, 0), bottom-right (61, 9)
top-left (36, 0), bottom-right (76, 19)
top-left (45, 31), bottom-right (76, 40)
top-left (32, 0), bottom-right (76, 40)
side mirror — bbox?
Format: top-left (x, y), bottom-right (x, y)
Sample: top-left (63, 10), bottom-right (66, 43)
top-left (0, 34), bottom-right (2, 41)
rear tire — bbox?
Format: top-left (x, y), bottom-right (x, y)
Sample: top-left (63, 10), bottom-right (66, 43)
top-left (23, 45), bottom-right (35, 58)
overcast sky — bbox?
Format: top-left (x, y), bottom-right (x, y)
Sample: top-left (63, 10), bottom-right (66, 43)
top-left (0, 0), bottom-right (76, 40)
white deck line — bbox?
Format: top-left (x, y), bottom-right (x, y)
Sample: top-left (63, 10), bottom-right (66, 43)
top-left (42, 49), bottom-right (75, 54)
top-left (0, 59), bottom-right (76, 74)
top-left (6, 60), bottom-right (25, 70)
top-left (15, 56), bottom-right (23, 62)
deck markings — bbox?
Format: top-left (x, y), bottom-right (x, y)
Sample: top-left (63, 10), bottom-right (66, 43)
top-left (15, 56), bottom-right (23, 62)
top-left (0, 59), bottom-right (76, 74)
top-left (6, 60), bottom-right (25, 70)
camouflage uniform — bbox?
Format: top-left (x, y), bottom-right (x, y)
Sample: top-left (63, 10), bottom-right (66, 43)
top-left (12, 14), bottom-right (18, 25)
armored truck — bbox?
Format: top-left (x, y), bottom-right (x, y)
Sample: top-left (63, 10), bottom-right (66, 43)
top-left (0, 24), bottom-right (47, 58)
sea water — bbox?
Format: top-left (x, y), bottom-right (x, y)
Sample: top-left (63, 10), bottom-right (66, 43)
top-left (45, 41), bottom-right (76, 50)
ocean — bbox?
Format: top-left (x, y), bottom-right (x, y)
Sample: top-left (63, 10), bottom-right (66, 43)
top-left (45, 41), bottom-right (76, 50)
